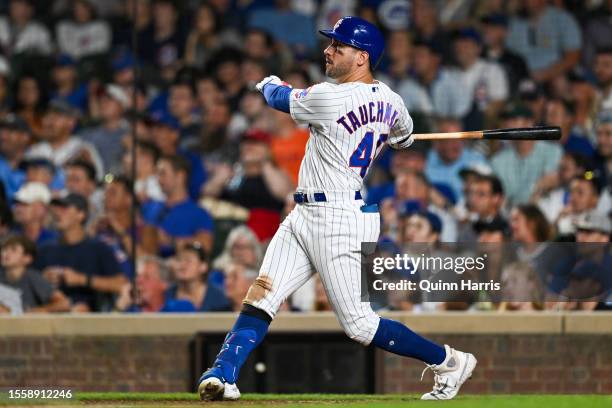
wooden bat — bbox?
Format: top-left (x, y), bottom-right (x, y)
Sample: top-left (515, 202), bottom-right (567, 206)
top-left (412, 126), bottom-right (561, 141)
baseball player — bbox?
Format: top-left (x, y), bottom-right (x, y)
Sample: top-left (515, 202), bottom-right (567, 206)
top-left (198, 16), bottom-right (477, 401)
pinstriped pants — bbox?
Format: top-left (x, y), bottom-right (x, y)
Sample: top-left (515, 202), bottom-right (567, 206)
top-left (246, 200), bottom-right (381, 345)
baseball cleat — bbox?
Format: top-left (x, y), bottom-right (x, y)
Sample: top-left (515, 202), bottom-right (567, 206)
top-left (420, 344), bottom-right (477, 400)
top-left (222, 383), bottom-right (241, 401)
top-left (197, 367), bottom-right (225, 401)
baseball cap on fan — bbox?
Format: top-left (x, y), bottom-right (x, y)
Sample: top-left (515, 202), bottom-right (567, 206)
top-left (13, 182), bottom-right (51, 205)
top-left (575, 211), bottom-right (611, 235)
top-left (51, 193), bottom-right (89, 218)
top-left (102, 84), bottom-right (130, 109)
top-left (241, 129), bottom-right (271, 144)
top-left (0, 113), bottom-right (31, 134)
top-left (459, 162), bottom-right (493, 179)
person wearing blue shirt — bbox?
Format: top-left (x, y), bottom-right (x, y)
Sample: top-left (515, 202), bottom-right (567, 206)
top-left (425, 118), bottom-right (487, 202)
top-left (142, 155), bottom-right (214, 258)
top-left (161, 243), bottom-right (231, 312)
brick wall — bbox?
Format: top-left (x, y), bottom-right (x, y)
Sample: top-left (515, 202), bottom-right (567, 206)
top-left (1, 333), bottom-right (611, 393)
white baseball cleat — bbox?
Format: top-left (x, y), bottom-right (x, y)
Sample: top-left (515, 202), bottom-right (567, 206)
top-left (420, 344), bottom-right (477, 400)
top-left (222, 383), bottom-right (241, 401)
top-left (198, 376), bottom-right (225, 401)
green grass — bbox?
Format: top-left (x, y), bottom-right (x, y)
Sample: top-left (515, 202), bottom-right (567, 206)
top-left (1, 392), bottom-right (611, 408)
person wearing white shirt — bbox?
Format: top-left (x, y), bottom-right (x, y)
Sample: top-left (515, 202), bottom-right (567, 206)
top-left (0, 0), bottom-right (52, 56)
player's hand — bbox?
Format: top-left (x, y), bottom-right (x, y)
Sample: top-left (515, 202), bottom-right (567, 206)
top-left (255, 75), bottom-right (284, 93)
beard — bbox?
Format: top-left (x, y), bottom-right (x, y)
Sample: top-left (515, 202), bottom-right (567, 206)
top-left (325, 59), bottom-right (352, 79)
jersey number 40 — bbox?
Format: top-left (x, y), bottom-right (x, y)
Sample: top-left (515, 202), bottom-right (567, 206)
top-left (349, 131), bottom-right (388, 178)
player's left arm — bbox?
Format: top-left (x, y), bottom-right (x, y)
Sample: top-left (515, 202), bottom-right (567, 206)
top-left (387, 101), bottom-right (415, 150)
top-left (256, 75), bottom-right (292, 113)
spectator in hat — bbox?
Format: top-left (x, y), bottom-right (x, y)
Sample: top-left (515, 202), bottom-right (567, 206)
top-left (19, 158), bottom-right (63, 192)
top-left (505, 0), bottom-right (581, 83)
top-left (425, 117), bottom-right (487, 202)
top-left (453, 27), bottom-right (509, 130)
top-left (26, 100), bottom-right (104, 181)
top-left (35, 193), bottom-right (126, 312)
top-left (575, 211), bottom-right (611, 244)
top-left (491, 104), bottom-right (563, 205)
top-left (203, 129), bottom-right (293, 241)
top-left (517, 79), bottom-right (547, 126)
top-left (13, 74), bottom-right (47, 141)
top-left (400, 209), bottom-right (443, 244)
top-left (544, 98), bottom-right (595, 158)
top-left (536, 152), bottom-right (592, 224)
top-left (0, 114), bottom-right (31, 199)
top-left (50, 55), bottom-right (89, 113)
top-left (0, 0), bottom-right (52, 56)
top-left (114, 255), bottom-right (169, 313)
top-left (161, 243), bottom-right (231, 312)
top-left (111, 48), bottom-right (137, 88)
top-left (149, 111), bottom-right (207, 200)
top-left (55, 0), bottom-right (111, 60)
top-left (399, 39), bottom-right (468, 119)
top-left (79, 84), bottom-right (130, 174)
top-left (0, 235), bottom-right (70, 313)
top-left (11, 182), bottom-right (58, 246)
top-left (480, 13), bottom-right (529, 97)
top-left (141, 154), bottom-right (214, 257)
top-left (594, 48), bottom-right (612, 113)
top-left (555, 172), bottom-right (602, 238)
top-left (64, 159), bottom-right (104, 220)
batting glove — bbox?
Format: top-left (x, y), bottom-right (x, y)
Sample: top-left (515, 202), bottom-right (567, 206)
top-left (255, 75), bottom-right (287, 93)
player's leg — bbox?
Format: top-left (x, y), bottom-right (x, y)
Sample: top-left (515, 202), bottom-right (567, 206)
top-left (310, 204), bottom-right (476, 400)
top-left (198, 212), bottom-right (314, 400)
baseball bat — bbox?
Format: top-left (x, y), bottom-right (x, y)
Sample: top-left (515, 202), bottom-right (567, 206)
top-left (412, 126), bottom-right (561, 141)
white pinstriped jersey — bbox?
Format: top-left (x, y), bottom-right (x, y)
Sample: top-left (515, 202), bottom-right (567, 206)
top-left (289, 80), bottom-right (414, 192)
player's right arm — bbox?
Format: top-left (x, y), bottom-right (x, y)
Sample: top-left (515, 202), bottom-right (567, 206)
top-left (387, 100), bottom-right (414, 150)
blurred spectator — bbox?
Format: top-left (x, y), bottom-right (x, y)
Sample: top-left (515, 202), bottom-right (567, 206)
top-left (243, 28), bottom-right (283, 74)
top-left (401, 40), bottom-right (469, 118)
top-left (0, 114), bottom-right (31, 200)
top-left (313, 274), bottom-right (332, 311)
top-left (453, 28), bottom-right (509, 129)
top-left (269, 108), bottom-right (308, 186)
top-left (0, 57), bottom-right (9, 113)
top-left (517, 79), bottom-right (547, 125)
top-left (575, 211), bottom-right (611, 244)
top-left (79, 84), bottom-right (130, 174)
top-left (55, 0), bottom-right (111, 60)
top-left (13, 74), bottom-right (46, 141)
top-left (150, 112), bottom-right (206, 200)
top-left (491, 104), bottom-right (562, 205)
top-left (209, 48), bottom-right (245, 111)
top-left (378, 30), bottom-right (413, 86)
top-left (35, 193), bottom-right (126, 312)
top-left (0, 235), bottom-right (70, 312)
top-left (114, 255), bottom-right (169, 313)
top-left (123, 140), bottom-right (164, 203)
top-left (536, 152), bottom-right (591, 224)
top-left (474, 216), bottom-right (510, 243)
top-left (425, 118), bottom-right (487, 201)
top-left (498, 262), bottom-right (543, 311)
top-left (64, 159), bottom-right (103, 222)
top-left (140, 0), bottom-right (186, 82)
top-left (505, 0), bottom-right (581, 83)
top-left (26, 100), bottom-right (104, 180)
top-left (50, 55), bottom-right (89, 113)
top-left (161, 243), bottom-right (230, 312)
top-left (400, 209), bottom-right (442, 244)
top-left (142, 154), bottom-right (214, 257)
top-left (90, 176), bottom-right (138, 279)
top-left (582, 1), bottom-right (612, 69)
top-left (480, 13), bottom-right (529, 95)
top-left (168, 79), bottom-right (201, 148)
top-left (0, 0), bottom-right (52, 56)
top-left (412, 0), bottom-right (452, 63)
top-left (223, 262), bottom-right (257, 312)
top-left (247, 0), bottom-right (316, 57)
top-left (19, 158), bottom-right (62, 192)
top-left (459, 174), bottom-right (505, 242)
top-left (510, 203), bottom-right (553, 244)
top-left (595, 111), bottom-right (612, 213)
top-left (595, 48), bottom-right (612, 112)
top-left (11, 182), bottom-right (58, 246)
top-left (555, 172), bottom-right (601, 238)
top-left (212, 225), bottom-right (262, 273)
top-left (203, 129), bottom-right (293, 241)
top-left (184, 2), bottom-right (221, 69)
top-left (544, 98), bottom-right (595, 158)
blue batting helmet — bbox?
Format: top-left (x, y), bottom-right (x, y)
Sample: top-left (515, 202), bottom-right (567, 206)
top-left (319, 16), bottom-right (385, 69)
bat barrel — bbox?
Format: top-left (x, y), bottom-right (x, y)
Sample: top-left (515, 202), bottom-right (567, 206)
top-left (483, 126), bottom-right (561, 140)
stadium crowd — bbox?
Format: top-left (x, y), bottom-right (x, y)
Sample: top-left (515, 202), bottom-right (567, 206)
top-left (0, 0), bottom-right (610, 314)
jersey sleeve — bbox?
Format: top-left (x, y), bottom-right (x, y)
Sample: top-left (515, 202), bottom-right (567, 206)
top-left (289, 83), bottom-right (342, 127)
top-left (387, 101), bottom-right (414, 150)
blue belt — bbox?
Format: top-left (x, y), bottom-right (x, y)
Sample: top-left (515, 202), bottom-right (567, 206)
top-left (293, 191), bottom-right (362, 203)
